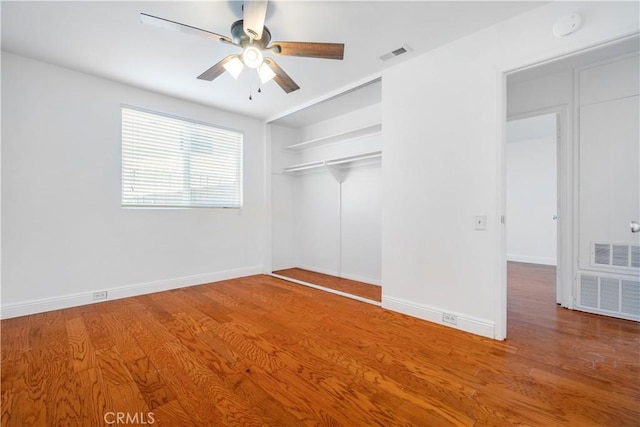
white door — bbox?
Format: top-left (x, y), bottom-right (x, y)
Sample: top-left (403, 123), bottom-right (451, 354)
top-left (576, 55), bottom-right (640, 320)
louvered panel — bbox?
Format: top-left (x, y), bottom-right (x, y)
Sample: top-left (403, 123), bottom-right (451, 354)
top-left (621, 280), bottom-right (640, 316)
top-left (592, 242), bottom-right (640, 271)
top-left (580, 275), bottom-right (599, 308)
top-left (612, 245), bottom-right (630, 267)
top-left (579, 273), bottom-right (639, 320)
top-left (631, 246), bottom-right (640, 269)
top-left (594, 243), bottom-right (611, 265)
top-left (600, 278), bottom-right (620, 311)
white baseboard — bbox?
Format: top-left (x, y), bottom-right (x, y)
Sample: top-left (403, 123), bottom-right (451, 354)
top-left (382, 295), bottom-right (496, 339)
top-left (297, 264), bottom-right (381, 286)
top-left (507, 254), bottom-right (557, 266)
top-left (0, 265), bottom-right (264, 319)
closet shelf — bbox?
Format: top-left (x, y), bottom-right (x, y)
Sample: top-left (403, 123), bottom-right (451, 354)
top-left (283, 151), bottom-right (382, 174)
top-left (283, 123), bottom-right (381, 152)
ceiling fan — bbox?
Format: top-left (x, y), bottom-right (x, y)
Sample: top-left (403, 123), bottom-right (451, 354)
top-left (141, 1), bottom-right (345, 94)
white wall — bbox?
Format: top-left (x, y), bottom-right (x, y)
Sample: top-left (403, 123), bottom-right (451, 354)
top-left (300, 104), bottom-right (381, 144)
top-left (295, 172), bottom-right (342, 275)
top-left (1, 52), bottom-right (267, 318)
top-left (269, 124), bottom-right (299, 271)
top-left (381, 1), bottom-right (639, 338)
top-left (506, 133), bottom-right (557, 265)
top-left (507, 71), bottom-right (572, 116)
top-left (271, 103), bottom-right (382, 284)
top-left (341, 165), bottom-right (382, 283)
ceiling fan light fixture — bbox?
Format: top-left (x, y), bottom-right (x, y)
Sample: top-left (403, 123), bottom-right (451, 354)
top-left (223, 56), bottom-right (244, 79)
top-left (242, 46), bottom-right (264, 69)
top-left (141, 0), bottom-right (344, 94)
top-left (258, 62), bottom-right (276, 84)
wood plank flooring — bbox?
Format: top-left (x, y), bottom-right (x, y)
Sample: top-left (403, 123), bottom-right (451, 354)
top-left (2, 262), bottom-right (639, 426)
top-left (272, 268), bottom-right (382, 302)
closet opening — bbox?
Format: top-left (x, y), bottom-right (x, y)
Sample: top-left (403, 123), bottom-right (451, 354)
top-left (269, 78), bottom-right (382, 304)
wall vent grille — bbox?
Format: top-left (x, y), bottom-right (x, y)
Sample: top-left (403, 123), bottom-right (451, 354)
top-left (622, 280), bottom-right (640, 315)
top-left (579, 274), bottom-right (640, 319)
top-left (580, 275), bottom-right (598, 308)
top-left (594, 243), bottom-right (610, 265)
top-left (592, 242), bottom-right (640, 270)
top-left (600, 278), bottom-right (620, 311)
top-left (631, 246), bottom-right (640, 268)
top-left (612, 245), bottom-right (629, 266)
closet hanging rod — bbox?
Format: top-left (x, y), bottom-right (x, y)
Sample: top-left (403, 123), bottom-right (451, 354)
top-left (282, 160), bottom-right (325, 172)
top-left (283, 150), bottom-right (382, 173)
top-left (325, 151), bottom-right (382, 166)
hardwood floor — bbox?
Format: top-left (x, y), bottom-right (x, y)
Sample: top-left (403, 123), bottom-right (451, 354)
top-left (1, 263), bottom-right (638, 426)
top-left (272, 268), bottom-right (382, 302)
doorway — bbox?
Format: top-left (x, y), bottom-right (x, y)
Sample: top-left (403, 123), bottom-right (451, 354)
top-left (503, 36), bottom-right (640, 336)
top-left (506, 113), bottom-right (559, 304)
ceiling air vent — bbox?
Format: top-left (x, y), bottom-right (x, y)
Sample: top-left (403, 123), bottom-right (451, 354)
top-left (379, 45), bottom-right (412, 61)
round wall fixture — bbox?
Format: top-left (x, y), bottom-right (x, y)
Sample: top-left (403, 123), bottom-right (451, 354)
top-left (553, 13), bottom-right (582, 37)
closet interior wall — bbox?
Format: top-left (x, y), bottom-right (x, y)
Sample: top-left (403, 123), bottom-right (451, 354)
top-left (271, 103), bottom-right (382, 286)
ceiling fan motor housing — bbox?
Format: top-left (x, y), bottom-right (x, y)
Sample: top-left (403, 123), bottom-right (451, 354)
top-left (231, 20), bottom-right (271, 48)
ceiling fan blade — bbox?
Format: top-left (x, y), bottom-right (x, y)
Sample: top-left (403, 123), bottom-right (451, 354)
top-left (197, 55), bottom-right (238, 81)
top-left (140, 13), bottom-right (233, 45)
top-left (243, 1), bottom-right (268, 40)
top-left (264, 58), bottom-right (300, 93)
top-left (270, 42), bottom-right (344, 60)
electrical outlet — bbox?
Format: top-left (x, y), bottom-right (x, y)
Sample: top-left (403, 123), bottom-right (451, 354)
top-left (443, 313), bottom-right (458, 325)
top-left (92, 291), bottom-right (107, 301)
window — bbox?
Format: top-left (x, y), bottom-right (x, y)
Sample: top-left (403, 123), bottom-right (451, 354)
top-left (122, 107), bottom-right (243, 208)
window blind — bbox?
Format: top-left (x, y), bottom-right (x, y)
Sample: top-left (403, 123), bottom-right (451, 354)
top-left (122, 107), bottom-right (243, 208)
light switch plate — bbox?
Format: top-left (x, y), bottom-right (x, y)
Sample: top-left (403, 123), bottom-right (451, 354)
top-left (475, 215), bottom-right (487, 231)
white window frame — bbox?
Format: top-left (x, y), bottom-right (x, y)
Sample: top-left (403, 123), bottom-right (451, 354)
top-left (121, 106), bottom-right (243, 208)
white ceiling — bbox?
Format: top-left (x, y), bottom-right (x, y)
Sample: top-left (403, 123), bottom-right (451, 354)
top-left (1, 1), bottom-right (543, 125)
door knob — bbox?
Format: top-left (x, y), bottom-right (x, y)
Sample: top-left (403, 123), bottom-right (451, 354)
top-left (631, 221), bottom-right (640, 233)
